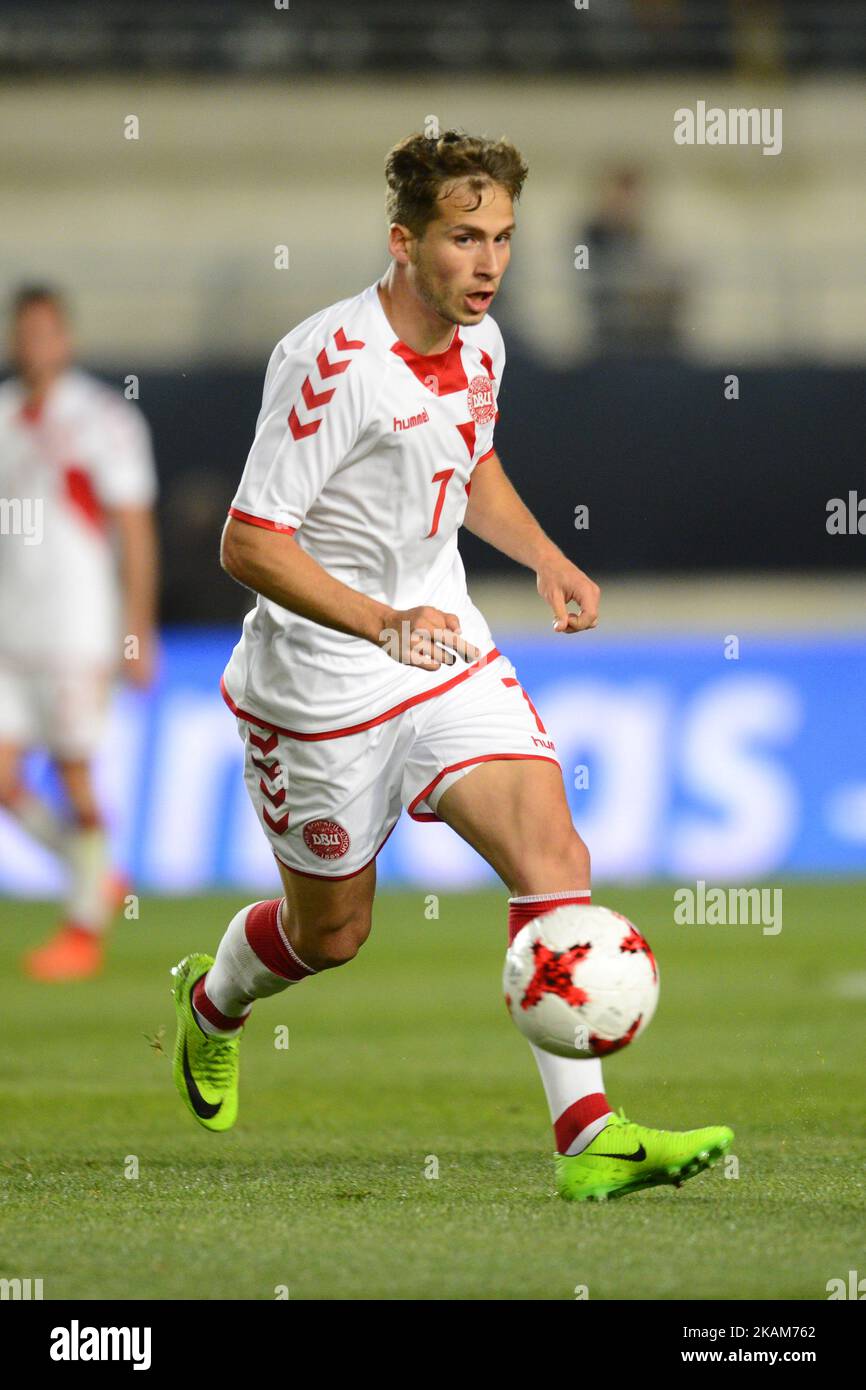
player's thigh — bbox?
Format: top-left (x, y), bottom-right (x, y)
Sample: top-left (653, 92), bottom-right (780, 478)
top-left (0, 666), bottom-right (37, 787)
top-left (237, 714), bottom-right (403, 879)
top-left (235, 713), bottom-right (403, 966)
top-left (436, 756), bottom-right (589, 895)
top-left (403, 652), bottom-right (589, 893)
top-left (49, 669), bottom-right (110, 813)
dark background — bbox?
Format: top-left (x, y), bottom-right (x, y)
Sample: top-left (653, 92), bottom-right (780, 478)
top-left (95, 355), bottom-right (863, 623)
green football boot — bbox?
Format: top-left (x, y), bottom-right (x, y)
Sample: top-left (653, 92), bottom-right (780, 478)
top-left (556, 1107), bottom-right (734, 1202)
top-left (170, 952), bottom-right (241, 1133)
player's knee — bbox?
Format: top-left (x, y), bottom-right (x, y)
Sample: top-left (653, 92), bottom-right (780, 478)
top-left (0, 774), bottom-right (22, 808)
top-left (300, 905), bottom-right (373, 970)
top-left (57, 774), bottom-right (97, 821)
top-left (514, 827), bottom-right (590, 894)
top-left (567, 831), bottom-right (591, 882)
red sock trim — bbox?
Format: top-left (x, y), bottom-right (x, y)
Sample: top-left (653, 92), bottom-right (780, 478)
top-left (192, 974), bottom-right (248, 1032)
top-left (244, 898), bottom-right (313, 981)
top-left (507, 892), bottom-right (591, 944)
top-left (62, 922), bottom-right (101, 942)
top-left (554, 1091), bottom-right (611, 1154)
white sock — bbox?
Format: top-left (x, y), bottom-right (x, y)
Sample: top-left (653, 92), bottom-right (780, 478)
top-left (530, 1048), bottom-right (613, 1155)
top-left (193, 898), bottom-right (315, 1037)
top-left (5, 791), bottom-right (114, 934)
top-left (508, 890), bottom-right (614, 1155)
top-left (64, 823), bottom-right (112, 935)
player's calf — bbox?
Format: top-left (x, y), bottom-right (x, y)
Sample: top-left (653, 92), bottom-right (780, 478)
top-left (193, 898), bottom-right (316, 1036)
top-left (171, 898), bottom-right (318, 1131)
top-left (170, 894), bottom-right (368, 1130)
top-left (188, 893), bottom-right (369, 1039)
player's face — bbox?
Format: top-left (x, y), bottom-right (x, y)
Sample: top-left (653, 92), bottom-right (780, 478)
top-left (411, 179), bottom-right (514, 327)
top-left (11, 301), bottom-right (73, 385)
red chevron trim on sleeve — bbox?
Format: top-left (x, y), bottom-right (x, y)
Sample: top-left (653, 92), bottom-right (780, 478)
top-left (301, 375), bottom-right (335, 410)
top-left (288, 404), bottom-right (322, 439)
top-left (316, 345), bottom-right (352, 379)
top-left (477, 447), bottom-right (496, 464)
top-left (288, 323), bottom-right (366, 435)
top-left (334, 326), bottom-right (366, 352)
top-left (228, 507), bottom-right (297, 534)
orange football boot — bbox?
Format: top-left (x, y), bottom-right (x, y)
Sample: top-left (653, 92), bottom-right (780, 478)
top-left (22, 923), bottom-right (104, 982)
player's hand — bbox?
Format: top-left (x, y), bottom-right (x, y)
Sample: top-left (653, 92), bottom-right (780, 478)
top-left (377, 606), bottom-right (481, 670)
top-left (537, 558), bottom-right (601, 634)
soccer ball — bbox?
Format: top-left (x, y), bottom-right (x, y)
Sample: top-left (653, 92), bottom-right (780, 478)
top-left (503, 905), bottom-right (659, 1059)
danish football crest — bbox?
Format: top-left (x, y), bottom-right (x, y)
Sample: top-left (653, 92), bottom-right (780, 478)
top-left (467, 374), bottom-right (496, 424)
top-left (303, 818), bottom-right (351, 860)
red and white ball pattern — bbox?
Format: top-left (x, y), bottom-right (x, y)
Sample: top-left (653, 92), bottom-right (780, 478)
top-left (503, 904), bottom-right (659, 1059)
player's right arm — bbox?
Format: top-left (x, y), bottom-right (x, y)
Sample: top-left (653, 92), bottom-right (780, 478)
top-left (222, 332), bottom-right (478, 670)
top-left (221, 519), bottom-right (476, 670)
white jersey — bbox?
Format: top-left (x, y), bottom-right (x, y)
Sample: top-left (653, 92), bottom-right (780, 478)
top-left (0, 368), bottom-right (158, 670)
top-left (222, 278), bottom-right (506, 735)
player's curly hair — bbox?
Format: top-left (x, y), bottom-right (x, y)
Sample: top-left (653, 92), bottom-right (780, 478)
top-left (384, 129), bottom-right (529, 236)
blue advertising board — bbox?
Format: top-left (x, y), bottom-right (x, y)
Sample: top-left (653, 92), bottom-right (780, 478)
top-left (1, 628), bottom-right (863, 894)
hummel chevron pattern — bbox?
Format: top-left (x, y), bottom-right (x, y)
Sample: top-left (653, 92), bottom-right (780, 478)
top-left (287, 325), bottom-right (366, 440)
top-left (247, 728), bottom-right (289, 832)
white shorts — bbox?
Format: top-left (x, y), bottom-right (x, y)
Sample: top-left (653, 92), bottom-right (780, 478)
top-left (0, 663), bottom-right (110, 758)
top-left (235, 650), bottom-right (561, 879)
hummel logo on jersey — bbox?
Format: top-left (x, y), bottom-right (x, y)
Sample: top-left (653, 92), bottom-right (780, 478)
top-left (393, 408), bottom-right (429, 432)
top-left (592, 1143), bottom-right (647, 1162)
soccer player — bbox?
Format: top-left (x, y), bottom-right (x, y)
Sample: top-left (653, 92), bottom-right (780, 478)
top-left (0, 287), bottom-right (159, 981)
top-left (171, 132), bottom-right (732, 1200)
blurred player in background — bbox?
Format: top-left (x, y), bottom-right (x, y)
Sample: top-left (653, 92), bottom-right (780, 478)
top-left (0, 287), bottom-right (159, 981)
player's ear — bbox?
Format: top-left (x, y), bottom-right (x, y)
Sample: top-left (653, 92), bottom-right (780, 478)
top-left (387, 222), bottom-right (414, 264)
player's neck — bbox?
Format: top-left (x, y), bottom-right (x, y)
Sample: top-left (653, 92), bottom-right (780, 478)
top-left (21, 366), bottom-right (66, 408)
top-left (376, 271), bottom-right (457, 357)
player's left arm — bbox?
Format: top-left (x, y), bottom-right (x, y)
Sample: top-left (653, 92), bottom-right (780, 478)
top-left (463, 451), bottom-right (600, 633)
top-left (110, 504), bottom-right (160, 686)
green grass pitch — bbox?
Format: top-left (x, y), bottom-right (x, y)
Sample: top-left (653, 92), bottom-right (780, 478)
top-left (1, 881), bottom-right (864, 1300)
